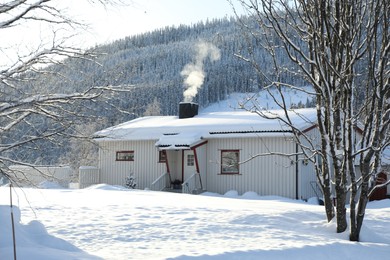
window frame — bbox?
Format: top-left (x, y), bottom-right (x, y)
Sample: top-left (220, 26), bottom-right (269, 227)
top-left (158, 150), bottom-right (167, 163)
top-left (220, 150), bottom-right (240, 174)
top-left (187, 154), bottom-right (195, 166)
top-left (116, 151), bottom-right (134, 161)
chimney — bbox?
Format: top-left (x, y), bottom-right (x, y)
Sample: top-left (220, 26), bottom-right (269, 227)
top-left (179, 102), bottom-right (198, 119)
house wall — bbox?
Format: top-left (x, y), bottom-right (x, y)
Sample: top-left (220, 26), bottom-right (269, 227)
top-left (205, 136), bottom-right (299, 199)
top-left (98, 140), bottom-right (166, 188)
top-left (165, 150), bottom-right (184, 182)
top-left (97, 135), bottom-right (320, 199)
top-left (8, 165), bottom-right (72, 188)
top-left (79, 166), bottom-right (100, 189)
top-left (194, 144), bottom-right (207, 190)
top-left (298, 127), bottom-right (322, 200)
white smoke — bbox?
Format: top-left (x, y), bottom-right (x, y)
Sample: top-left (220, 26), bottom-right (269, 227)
top-left (181, 41), bottom-right (221, 102)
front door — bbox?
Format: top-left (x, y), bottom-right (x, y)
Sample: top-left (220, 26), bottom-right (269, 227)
top-left (183, 150), bottom-right (196, 182)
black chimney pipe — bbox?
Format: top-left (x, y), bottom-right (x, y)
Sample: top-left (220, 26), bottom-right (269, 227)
top-left (179, 102), bottom-right (198, 119)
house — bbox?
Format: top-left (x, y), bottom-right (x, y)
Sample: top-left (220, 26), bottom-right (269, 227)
top-left (89, 103), bottom-right (323, 200)
top-left (373, 147), bottom-right (390, 200)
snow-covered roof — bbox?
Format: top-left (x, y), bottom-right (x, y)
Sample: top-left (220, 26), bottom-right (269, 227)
top-left (94, 108), bottom-right (318, 148)
top-left (155, 132), bottom-right (204, 150)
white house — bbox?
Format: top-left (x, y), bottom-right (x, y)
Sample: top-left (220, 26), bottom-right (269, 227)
top-left (90, 103), bottom-right (323, 200)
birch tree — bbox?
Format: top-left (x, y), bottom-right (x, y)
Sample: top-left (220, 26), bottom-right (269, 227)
top-left (0, 0), bottom-right (125, 182)
top-left (234, 0), bottom-right (389, 241)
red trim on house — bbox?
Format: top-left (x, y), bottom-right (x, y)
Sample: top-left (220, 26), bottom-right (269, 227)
top-left (220, 149), bottom-right (240, 174)
top-left (191, 140), bottom-right (207, 174)
top-left (164, 151), bottom-right (170, 174)
top-left (158, 150), bottom-right (167, 163)
top-left (354, 125), bottom-right (363, 135)
top-left (191, 140), bottom-right (208, 150)
top-left (193, 148), bottom-right (200, 174)
top-left (191, 141), bottom-right (207, 191)
top-left (301, 124), bottom-right (318, 134)
top-left (115, 151), bottom-right (134, 161)
top-left (300, 122), bottom-right (363, 135)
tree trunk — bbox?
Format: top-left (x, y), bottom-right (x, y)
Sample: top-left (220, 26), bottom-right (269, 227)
top-left (335, 189), bottom-right (347, 233)
top-left (320, 151), bottom-right (335, 222)
top-left (350, 188), bottom-right (368, 242)
top-left (334, 167), bottom-right (348, 233)
top-left (323, 186), bottom-right (335, 222)
top-left (350, 162), bottom-right (371, 241)
top-left (349, 150), bottom-right (358, 241)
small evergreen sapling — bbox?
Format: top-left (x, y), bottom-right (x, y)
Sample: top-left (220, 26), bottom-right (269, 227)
top-left (125, 174), bottom-right (136, 189)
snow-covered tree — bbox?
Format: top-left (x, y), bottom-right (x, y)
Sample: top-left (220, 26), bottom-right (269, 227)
top-left (143, 97), bottom-right (162, 116)
top-left (0, 0), bottom-right (124, 182)
top-left (235, 0), bottom-right (389, 241)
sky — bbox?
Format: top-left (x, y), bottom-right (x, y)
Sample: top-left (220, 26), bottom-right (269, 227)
top-left (70, 0), bottom-right (244, 47)
top-left (0, 0), bottom-right (244, 68)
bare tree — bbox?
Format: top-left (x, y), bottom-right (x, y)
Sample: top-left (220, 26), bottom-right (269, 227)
top-left (234, 0), bottom-right (389, 241)
top-left (0, 0), bottom-right (128, 182)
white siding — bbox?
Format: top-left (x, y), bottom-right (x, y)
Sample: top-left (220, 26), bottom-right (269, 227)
top-left (9, 165), bottom-right (72, 188)
top-left (206, 136), bottom-right (297, 199)
top-left (98, 140), bottom-right (166, 189)
top-left (166, 150), bottom-right (182, 182)
top-left (79, 166), bottom-right (100, 189)
top-left (194, 144), bottom-right (207, 190)
top-left (97, 134), bottom-right (321, 199)
top-left (298, 127), bottom-right (322, 199)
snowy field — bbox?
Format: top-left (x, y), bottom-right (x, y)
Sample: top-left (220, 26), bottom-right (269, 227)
top-left (1, 185), bottom-right (390, 260)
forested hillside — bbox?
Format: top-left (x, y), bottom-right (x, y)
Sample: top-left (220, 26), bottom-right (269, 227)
top-left (2, 16), bottom-right (308, 167)
top-left (43, 17), bottom-right (306, 122)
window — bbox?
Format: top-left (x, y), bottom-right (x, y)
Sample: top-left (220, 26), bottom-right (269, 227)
top-left (221, 150), bottom-right (239, 174)
top-left (187, 154), bottom-right (195, 166)
top-left (116, 151), bottom-right (134, 161)
top-left (159, 150), bottom-right (167, 163)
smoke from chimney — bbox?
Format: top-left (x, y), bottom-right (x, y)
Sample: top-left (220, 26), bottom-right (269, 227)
top-left (181, 41), bottom-right (221, 102)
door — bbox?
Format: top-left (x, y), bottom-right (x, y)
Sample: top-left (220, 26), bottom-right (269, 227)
top-left (183, 150), bottom-right (196, 182)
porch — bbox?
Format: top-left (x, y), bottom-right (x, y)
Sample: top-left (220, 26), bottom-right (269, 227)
top-left (150, 171), bottom-right (205, 194)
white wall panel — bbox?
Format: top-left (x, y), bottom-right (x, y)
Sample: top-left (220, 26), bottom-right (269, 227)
top-left (206, 136), bottom-right (297, 199)
top-left (97, 133), bottom-right (320, 199)
top-left (9, 165), bottom-right (72, 188)
top-left (98, 140), bottom-right (166, 189)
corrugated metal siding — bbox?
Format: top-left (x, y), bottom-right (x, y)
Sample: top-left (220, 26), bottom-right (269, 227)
top-left (206, 136), bottom-right (297, 199)
top-left (98, 140), bottom-right (166, 189)
top-left (166, 150), bottom-right (182, 181)
top-left (9, 165), bottom-right (72, 188)
top-left (97, 132), bottom-right (321, 199)
top-left (298, 127), bottom-right (322, 199)
top-left (79, 167), bottom-right (100, 188)
top-left (195, 144), bottom-right (207, 190)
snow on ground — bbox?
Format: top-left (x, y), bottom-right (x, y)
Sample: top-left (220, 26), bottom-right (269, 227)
top-left (1, 185), bottom-right (389, 260)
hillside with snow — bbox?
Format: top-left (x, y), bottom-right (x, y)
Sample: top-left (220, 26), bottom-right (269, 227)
top-left (200, 86), bottom-right (315, 113)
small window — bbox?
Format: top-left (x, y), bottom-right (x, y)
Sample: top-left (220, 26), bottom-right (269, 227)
top-left (221, 150), bottom-right (239, 174)
top-left (159, 150), bottom-right (167, 163)
top-left (116, 151), bottom-right (134, 161)
top-left (187, 154), bottom-right (195, 166)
